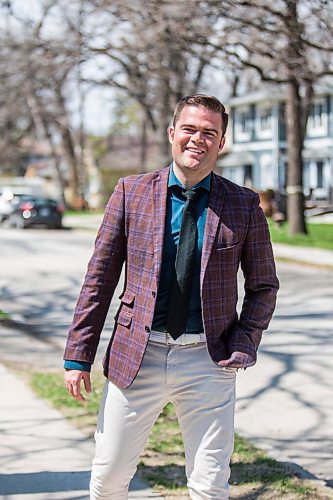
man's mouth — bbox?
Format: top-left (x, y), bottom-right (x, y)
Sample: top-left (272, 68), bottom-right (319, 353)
top-left (185, 147), bottom-right (204, 155)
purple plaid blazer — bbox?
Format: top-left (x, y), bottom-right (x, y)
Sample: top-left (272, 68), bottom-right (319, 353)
top-left (64, 166), bottom-right (279, 388)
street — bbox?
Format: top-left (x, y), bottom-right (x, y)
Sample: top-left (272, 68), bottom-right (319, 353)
top-left (0, 226), bottom-right (332, 487)
top-left (0, 226), bottom-right (122, 363)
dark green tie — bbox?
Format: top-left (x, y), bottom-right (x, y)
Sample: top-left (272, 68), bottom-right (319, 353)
top-left (166, 188), bottom-right (200, 339)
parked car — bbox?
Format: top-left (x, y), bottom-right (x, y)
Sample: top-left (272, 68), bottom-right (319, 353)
top-left (6, 197), bottom-right (64, 229)
top-left (0, 189), bottom-right (33, 222)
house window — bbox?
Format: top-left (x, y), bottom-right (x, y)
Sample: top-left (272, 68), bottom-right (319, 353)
top-left (234, 107), bottom-right (251, 141)
top-left (239, 111), bottom-right (249, 133)
top-left (259, 107), bottom-right (271, 131)
top-left (256, 105), bottom-right (272, 139)
top-left (307, 98), bottom-right (327, 136)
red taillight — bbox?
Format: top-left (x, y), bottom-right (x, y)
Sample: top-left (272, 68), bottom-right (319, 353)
top-left (57, 203), bottom-right (65, 214)
top-left (20, 202), bottom-right (34, 211)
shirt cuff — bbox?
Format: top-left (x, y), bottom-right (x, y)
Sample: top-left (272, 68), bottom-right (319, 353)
top-left (64, 360), bottom-right (92, 372)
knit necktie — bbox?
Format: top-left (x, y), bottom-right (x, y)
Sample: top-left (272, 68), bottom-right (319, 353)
top-left (166, 188), bottom-right (200, 339)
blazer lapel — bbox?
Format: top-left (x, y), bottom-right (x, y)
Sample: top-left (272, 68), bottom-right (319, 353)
top-left (200, 173), bottom-right (226, 288)
top-left (152, 166), bottom-right (170, 283)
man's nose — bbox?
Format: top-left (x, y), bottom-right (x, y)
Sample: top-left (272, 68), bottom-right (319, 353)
top-left (191, 131), bottom-right (204, 143)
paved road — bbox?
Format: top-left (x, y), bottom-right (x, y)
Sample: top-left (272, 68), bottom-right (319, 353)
top-left (0, 227), bottom-right (120, 364)
top-left (0, 226), bottom-right (332, 489)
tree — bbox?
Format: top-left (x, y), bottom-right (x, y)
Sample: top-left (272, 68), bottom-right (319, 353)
top-left (85, 0), bottom-right (220, 162)
top-left (0, 0), bottom-right (93, 207)
top-left (206, 0), bottom-right (333, 234)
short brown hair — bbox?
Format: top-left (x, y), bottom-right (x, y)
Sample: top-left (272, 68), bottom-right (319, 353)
top-left (172, 94), bottom-right (229, 137)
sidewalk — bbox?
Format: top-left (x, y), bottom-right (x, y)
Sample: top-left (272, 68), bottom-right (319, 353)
top-left (0, 363), bottom-right (164, 499)
top-left (272, 243), bottom-right (333, 268)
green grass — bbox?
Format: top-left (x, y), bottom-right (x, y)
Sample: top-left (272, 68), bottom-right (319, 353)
top-left (269, 221), bottom-right (333, 250)
top-left (0, 309), bottom-right (11, 321)
top-left (30, 372), bottom-right (102, 410)
top-left (29, 372), bottom-right (332, 499)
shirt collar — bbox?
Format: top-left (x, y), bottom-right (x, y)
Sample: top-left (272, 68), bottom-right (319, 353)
top-left (168, 163), bottom-right (211, 192)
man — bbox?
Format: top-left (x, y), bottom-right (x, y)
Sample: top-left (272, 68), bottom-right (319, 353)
top-left (64, 94), bottom-right (279, 499)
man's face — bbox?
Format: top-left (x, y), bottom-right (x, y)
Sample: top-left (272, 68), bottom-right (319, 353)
top-left (169, 104), bottom-right (225, 178)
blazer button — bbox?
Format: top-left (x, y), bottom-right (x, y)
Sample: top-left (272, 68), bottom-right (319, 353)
top-left (145, 326), bottom-right (150, 333)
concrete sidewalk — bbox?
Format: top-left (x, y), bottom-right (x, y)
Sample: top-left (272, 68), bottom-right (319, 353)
top-left (0, 363), bottom-right (164, 500)
top-left (273, 242), bottom-right (333, 268)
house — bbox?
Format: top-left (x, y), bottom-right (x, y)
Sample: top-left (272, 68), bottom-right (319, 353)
top-left (217, 87), bottom-right (333, 204)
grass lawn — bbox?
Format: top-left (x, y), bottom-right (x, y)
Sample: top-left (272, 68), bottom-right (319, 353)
top-left (0, 309), bottom-right (11, 321)
top-left (269, 221), bottom-right (333, 251)
top-left (30, 371), bottom-right (333, 499)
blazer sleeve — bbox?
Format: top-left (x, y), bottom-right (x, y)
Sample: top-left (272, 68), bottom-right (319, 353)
top-left (227, 192), bottom-right (279, 362)
top-left (63, 178), bottom-right (126, 364)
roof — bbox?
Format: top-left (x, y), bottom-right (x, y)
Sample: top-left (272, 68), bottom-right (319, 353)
top-left (227, 84), bottom-right (333, 108)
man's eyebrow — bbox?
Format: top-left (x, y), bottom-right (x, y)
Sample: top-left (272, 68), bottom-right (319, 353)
top-left (181, 124), bottom-right (219, 134)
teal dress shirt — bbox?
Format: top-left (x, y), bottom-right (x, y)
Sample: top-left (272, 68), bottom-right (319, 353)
top-left (151, 166), bottom-right (210, 334)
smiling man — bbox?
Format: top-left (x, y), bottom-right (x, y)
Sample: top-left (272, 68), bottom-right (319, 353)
top-left (64, 94), bottom-right (279, 499)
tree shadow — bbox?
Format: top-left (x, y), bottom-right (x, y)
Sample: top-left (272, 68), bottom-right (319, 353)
top-left (137, 458), bottom-right (323, 498)
top-left (0, 470), bottom-right (90, 496)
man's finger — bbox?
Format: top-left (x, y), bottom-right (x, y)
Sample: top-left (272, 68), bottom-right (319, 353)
top-left (83, 372), bottom-right (92, 393)
top-left (217, 357), bottom-right (244, 368)
top-left (217, 358), bottom-right (233, 367)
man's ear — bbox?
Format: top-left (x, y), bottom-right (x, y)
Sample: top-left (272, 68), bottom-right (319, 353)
top-left (219, 136), bottom-right (226, 152)
top-left (168, 126), bottom-right (175, 144)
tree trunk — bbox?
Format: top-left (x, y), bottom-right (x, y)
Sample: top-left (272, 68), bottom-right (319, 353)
top-left (26, 93), bottom-right (67, 207)
top-left (285, 77), bottom-right (307, 235)
top-left (45, 126), bottom-right (68, 209)
top-left (140, 118), bottom-right (147, 174)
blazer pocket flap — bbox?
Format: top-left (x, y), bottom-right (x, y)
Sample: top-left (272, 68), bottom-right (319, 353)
top-left (118, 289), bottom-right (135, 305)
top-left (216, 241), bottom-right (239, 251)
top-left (117, 310), bottom-right (133, 327)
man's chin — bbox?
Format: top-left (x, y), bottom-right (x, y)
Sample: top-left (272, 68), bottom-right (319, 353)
top-left (183, 160), bottom-right (203, 170)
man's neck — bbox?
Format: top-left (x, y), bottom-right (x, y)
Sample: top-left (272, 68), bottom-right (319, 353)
top-left (172, 163), bottom-right (212, 189)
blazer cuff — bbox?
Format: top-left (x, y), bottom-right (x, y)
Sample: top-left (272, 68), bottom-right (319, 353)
top-left (227, 328), bottom-right (259, 366)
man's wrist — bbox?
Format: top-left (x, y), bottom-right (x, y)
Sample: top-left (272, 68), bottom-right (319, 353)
top-left (64, 360), bottom-right (92, 372)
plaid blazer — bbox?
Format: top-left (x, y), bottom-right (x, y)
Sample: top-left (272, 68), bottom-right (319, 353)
top-left (64, 166), bottom-right (279, 388)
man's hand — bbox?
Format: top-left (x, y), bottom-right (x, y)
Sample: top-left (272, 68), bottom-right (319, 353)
top-left (64, 370), bottom-right (92, 403)
top-left (217, 351), bottom-right (255, 370)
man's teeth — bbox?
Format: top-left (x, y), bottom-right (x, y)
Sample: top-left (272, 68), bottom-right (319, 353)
top-left (187, 148), bottom-right (203, 153)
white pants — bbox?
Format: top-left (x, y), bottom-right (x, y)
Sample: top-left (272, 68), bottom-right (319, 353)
top-left (90, 340), bottom-right (236, 500)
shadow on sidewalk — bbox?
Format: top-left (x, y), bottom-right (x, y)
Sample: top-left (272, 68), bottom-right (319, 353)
top-left (0, 470), bottom-right (160, 497)
top-left (0, 470), bottom-right (89, 495)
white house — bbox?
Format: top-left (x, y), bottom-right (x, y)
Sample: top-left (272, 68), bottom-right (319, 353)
top-left (217, 87), bottom-right (333, 203)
